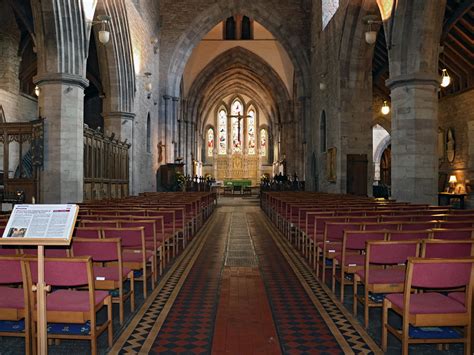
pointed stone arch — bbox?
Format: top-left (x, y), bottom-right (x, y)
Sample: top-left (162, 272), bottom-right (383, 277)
top-left (164, 0), bottom-right (310, 98)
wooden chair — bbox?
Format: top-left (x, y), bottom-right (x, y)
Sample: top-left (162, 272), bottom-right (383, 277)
top-left (25, 256), bottom-right (113, 355)
top-left (382, 257), bottom-right (474, 355)
top-left (74, 227), bottom-right (102, 239)
top-left (332, 230), bottom-right (386, 301)
top-left (102, 227), bottom-right (155, 298)
top-left (121, 220), bottom-right (163, 278)
top-left (72, 238), bottom-right (135, 325)
top-left (0, 255), bottom-right (31, 354)
top-left (353, 240), bottom-right (420, 328)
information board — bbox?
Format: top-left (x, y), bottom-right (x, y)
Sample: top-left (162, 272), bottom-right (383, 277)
top-left (0, 204), bottom-right (79, 246)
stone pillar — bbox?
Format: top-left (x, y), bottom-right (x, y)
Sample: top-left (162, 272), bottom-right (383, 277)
top-left (162, 95), bottom-right (171, 163)
top-left (35, 73), bottom-right (88, 203)
top-left (102, 111), bottom-right (135, 141)
top-left (172, 97), bottom-right (179, 161)
top-left (387, 74), bottom-right (439, 204)
top-left (184, 120), bottom-right (190, 175)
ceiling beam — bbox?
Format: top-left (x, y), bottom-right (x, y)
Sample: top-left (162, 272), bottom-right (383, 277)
top-left (444, 40), bottom-right (474, 69)
top-left (441, 0), bottom-right (474, 43)
top-left (6, 0), bottom-right (36, 49)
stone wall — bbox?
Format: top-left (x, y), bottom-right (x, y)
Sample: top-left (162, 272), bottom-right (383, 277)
top-left (438, 89), bottom-right (474, 207)
top-left (307, 0), bottom-right (375, 195)
top-left (125, 0), bottom-right (160, 194)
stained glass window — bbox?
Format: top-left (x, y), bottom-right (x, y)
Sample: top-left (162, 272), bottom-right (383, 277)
top-left (376, 0), bottom-right (394, 20)
top-left (231, 100), bottom-right (243, 153)
top-left (322, 0), bottom-right (339, 30)
top-left (247, 109), bottom-right (256, 155)
top-left (260, 129), bottom-right (267, 157)
top-left (218, 109), bottom-right (227, 155)
top-left (207, 128), bottom-right (214, 157)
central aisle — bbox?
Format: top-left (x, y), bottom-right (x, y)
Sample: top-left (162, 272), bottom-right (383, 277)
top-left (111, 197), bottom-right (381, 354)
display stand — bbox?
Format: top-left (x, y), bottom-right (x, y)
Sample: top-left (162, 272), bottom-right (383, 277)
top-left (0, 204), bottom-right (79, 355)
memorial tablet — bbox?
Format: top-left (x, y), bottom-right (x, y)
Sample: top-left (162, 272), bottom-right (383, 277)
top-left (0, 204), bottom-right (78, 246)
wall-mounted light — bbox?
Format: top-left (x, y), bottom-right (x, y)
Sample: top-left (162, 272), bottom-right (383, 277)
top-left (381, 100), bottom-right (390, 115)
top-left (92, 15), bottom-right (112, 44)
top-left (144, 72), bottom-right (152, 99)
top-left (34, 86), bottom-right (40, 97)
top-left (440, 68), bottom-right (451, 88)
top-left (363, 15), bottom-right (382, 45)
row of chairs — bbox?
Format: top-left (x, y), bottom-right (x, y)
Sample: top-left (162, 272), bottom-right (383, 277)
top-left (0, 255), bottom-right (113, 355)
top-left (261, 191), bottom-right (474, 354)
top-left (0, 192), bottom-right (216, 354)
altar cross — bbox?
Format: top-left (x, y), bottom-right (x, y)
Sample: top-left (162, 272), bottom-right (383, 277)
top-left (228, 111), bottom-right (251, 142)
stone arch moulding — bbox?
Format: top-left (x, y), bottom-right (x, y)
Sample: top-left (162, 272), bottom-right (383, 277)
top-left (165, 1), bottom-right (310, 98)
top-left (374, 134), bottom-right (391, 164)
top-left (187, 46), bottom-right (291, 134)
top-left (95, 0), bottom-right (136, 115)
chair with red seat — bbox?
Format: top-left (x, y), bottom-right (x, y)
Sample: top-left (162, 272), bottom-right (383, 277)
top-left (382, 257), bottom-right (474, 355)
top-left (353, 240), bottom-right (420, 328)
top-left (0, 255), bottom-right (31, 354)
top-left (332, 230), bottom-right (386, 301)
top-left (72, 238), bottom-right (135, 324)
top-left (25, 256), bottom-right (113, 355)
top-left (80, 220), bottom-right (119, 228)
top-left (388, 230), bottom-right (431, 241)
top-left (102, 227), bottom-right (155, 298)
top-left (422, 239), bottom-right (474, 258)
top-left (318, 222), bottom-right (362, 282)
top-left (74, 227), bottom-right (101, 239)
top-left (120, 219), bottom-right (163, 278)
top-left (431, 228), bottom-right (474, 240)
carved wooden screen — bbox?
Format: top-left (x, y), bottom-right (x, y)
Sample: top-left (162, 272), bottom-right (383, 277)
top-left (83, 127), bottom-right (130, 200)
top-left (0, 119), bottom-right (44, 203)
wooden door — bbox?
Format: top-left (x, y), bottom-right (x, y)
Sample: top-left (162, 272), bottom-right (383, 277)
top-left (346, 154), bottom-right (368, 196)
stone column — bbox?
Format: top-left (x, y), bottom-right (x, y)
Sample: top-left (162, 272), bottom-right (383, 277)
top-left (102, 111), bottom-right (135, 141)
top-left (184, 120), bottom-right (190, 175)
top-left (172, 97), bottom-right (179, 161)
top-left (162, 95), bottom-right (171, 163)
top-left (387, 74), bottom-right (439, 204)
top-left (34, 73), bottom-right (88, 203)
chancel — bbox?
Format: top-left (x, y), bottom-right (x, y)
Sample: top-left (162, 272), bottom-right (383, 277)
top-left (0, 0), bottom-right (473, 354)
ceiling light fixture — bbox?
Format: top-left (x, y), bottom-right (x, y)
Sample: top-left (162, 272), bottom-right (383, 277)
top-left (440, 68), bottom-right (451, 88)
top-left (381, 100), bottom-right (390, 115)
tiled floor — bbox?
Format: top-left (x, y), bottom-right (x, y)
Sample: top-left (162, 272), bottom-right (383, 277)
top-left (112, 197), bottom-right (380, 354)
top-left (8, 197), bottom-right (465, 354)
top-left (212, 267), bottom-right (281, 355)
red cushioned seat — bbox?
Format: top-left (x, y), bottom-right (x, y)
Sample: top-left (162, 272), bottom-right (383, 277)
top-left (386, 293), bottom-right (466, 314)
top-left (356, 268), bottom-right (405, 284)
top-left (334, 254), bottom-right (365, 266)
top-left (448, 292), bottom-right (465, 306)
top-left (122, 250), bottom-right (154, 262)
top-left (46, 290), bottom-right (109, 312)
top-left (93, 266), bottom-right (132, 281)
top-left (0, 287), bottom-right (24, 309)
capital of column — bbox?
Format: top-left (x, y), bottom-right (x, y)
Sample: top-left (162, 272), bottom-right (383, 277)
top-left (385, 73), bottom-right (440, 90)
top-left (33, 73), bottom-right (89, 89)
top-left (102, 111), bottom-right (136, 121)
